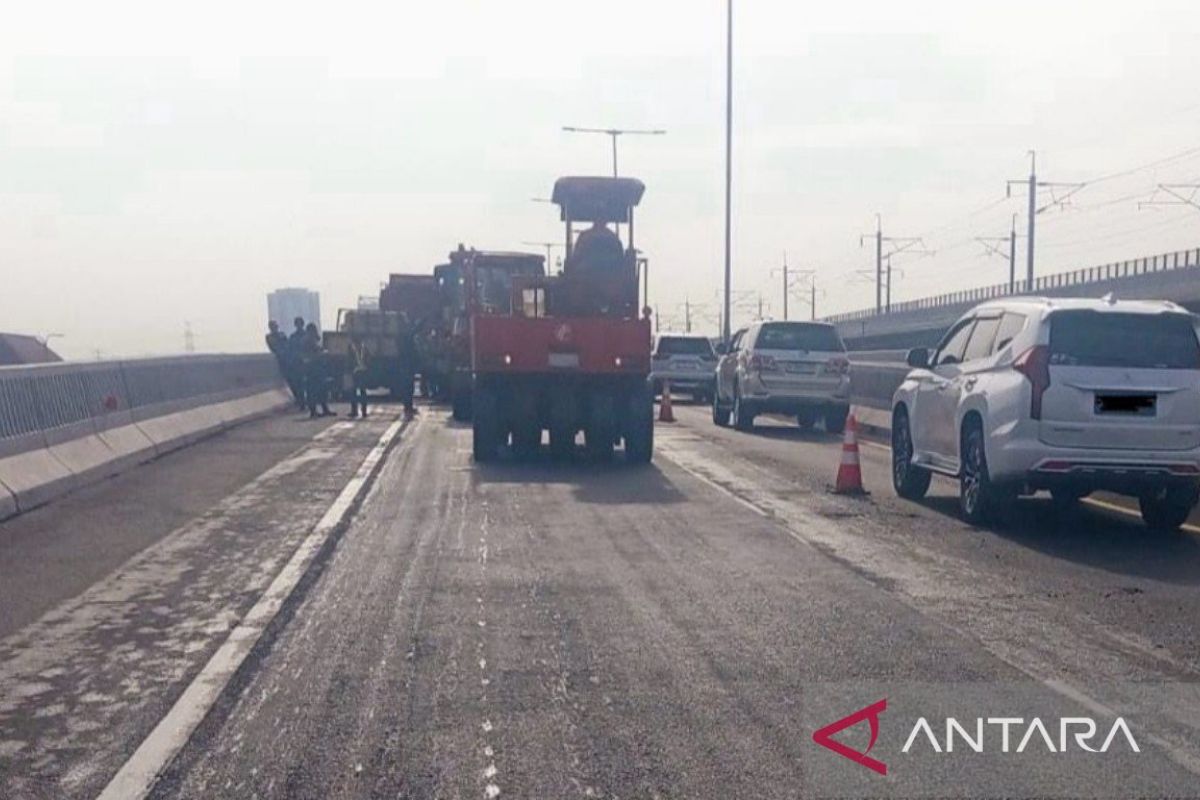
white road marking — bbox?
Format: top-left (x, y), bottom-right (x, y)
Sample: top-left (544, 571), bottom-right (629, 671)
top-left (96, 415), bottom-right (413, 800)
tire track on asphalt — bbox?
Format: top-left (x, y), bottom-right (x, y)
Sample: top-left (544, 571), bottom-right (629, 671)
top-left (655, 427), bottom-right (1200, 778)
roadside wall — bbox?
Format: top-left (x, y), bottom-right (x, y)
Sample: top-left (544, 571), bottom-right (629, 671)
top-left (0, 354), bottom-right (290, 520)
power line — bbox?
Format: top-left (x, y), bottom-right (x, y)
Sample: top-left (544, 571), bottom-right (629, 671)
top-left (1138, 183), bottom-right (1200, 212)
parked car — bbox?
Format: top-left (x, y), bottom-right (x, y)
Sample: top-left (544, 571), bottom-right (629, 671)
top-left (651, 333), bottom-right (718, 402)
top-left (712, 321), bottom-right (851, 432)
top-left (890, 296), bottom-right (1200, 530)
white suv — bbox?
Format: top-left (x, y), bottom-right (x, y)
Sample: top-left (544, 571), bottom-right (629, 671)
top-left (713, 321), bottom-right (851, 432)
top-left (651, 333), bottom-right (718, 402)
top-left (890, 297), bottom-right (1200, 530)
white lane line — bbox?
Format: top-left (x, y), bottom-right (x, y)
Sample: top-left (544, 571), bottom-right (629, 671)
top-left (97, 415), bottom-right (412, 800)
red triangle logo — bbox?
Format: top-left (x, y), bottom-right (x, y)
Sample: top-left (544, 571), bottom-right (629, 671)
top-left (812, 698), bottom-right (888, 776)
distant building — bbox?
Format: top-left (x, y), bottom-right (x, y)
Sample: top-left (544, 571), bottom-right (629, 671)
top-left (267, 288), bottom-right (321, 330)
top-left (0, 333), bottom-right (63, 366)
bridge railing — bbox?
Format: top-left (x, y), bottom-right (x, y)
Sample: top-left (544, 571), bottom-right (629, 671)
top-left (827, 247), bottom-right (1200, 324)
top-left (0, 354), bottom-right (289, 520)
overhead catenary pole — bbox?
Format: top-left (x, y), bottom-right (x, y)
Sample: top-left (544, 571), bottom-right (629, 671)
top-left (1009, 214), bottom-right (1017, 293)
top-left (861, 215), bottom-right (924, 315)
top-left (875, 216), bottom-right (883, 313)
top-left (1025, 151), bottom-right (1036, 289)
top-left (1006, 150), bottom-right (1084, 291)
top-left (782, 260), bottom-right (788, 321)
top-left (722, 0), bottom-right (733, 346)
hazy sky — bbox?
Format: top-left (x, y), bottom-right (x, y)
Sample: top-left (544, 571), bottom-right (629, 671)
top-left (3, 0), bottom-right (1200, 358)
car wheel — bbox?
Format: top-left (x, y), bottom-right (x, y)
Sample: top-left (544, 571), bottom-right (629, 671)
top-left (959, 420), bottom-right (998, 524)
top-left (733, 384), bottom-right (755, 431)
top-left (586, 392), bottom-right (616, 463)
top-left (711, 392), bottom-right (731, 427)
top-left (825, 405), bottom-right (849, 435)
top-left (1139, 485), bottom-right (1198, 532)
top-left (892, 407), bottom-right (931, 500)
top-left (623, 384), bottom-right (654, 464)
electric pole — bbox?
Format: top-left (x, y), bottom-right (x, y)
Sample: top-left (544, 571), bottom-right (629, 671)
top-left (1006, 150), bottom-right (1084, 290)
top-left (860, 214), bottom-right (925, 315)
top-left (975, 213), bottom-right (1020, 293)
top-left (722, 0), bottom-right (733, 347)
top-left (770, 254), bottom-right (813, 322)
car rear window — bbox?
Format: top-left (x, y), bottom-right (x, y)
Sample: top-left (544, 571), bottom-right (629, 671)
top-left (755, 323), bottom-right (845, 352)
top-left (655, 336), bottom-right (714, 356)
top-left (1048, 311), bottom-right (1200, 369)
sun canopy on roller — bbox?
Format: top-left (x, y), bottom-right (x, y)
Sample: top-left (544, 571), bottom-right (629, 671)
top-left (551, 176), bottom-right (645, 223)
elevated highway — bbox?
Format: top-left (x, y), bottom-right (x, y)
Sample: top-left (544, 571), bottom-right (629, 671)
top-left (829, 246), bottom-right (1200, 349)
top-left (2, 359), bottom-right (1200, 799)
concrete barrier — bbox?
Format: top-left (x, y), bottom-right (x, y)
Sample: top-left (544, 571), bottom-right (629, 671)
top-left (0, 481), bottom-right (16, 521)
top-left (0, 435), bottom-right (74, 515)
top-left (0, 354), bottom-right (289, 520)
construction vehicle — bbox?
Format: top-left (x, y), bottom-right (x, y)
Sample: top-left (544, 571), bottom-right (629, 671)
top-left (379, 273), bottom-right (438, 324)
top-left (432, 246), bottom-right (545, 421)
top-left (323, 306), bottom-right (404, 397)
top-left (468, 176), bottom-right (653, 463)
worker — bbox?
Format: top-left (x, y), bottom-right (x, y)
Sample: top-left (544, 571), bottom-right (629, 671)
top-left (266, 320), bottom-right (304, 409)
top-left (396, 315), bottom-right (419, 418)
top-left (287, 316), bottom-right (309, 409)
top-left (302, 322), bottom-right (335, 418)
top-left (347, 333), bottom-right (371, 419)
top-left (571, 221), bottom-right (624, 271)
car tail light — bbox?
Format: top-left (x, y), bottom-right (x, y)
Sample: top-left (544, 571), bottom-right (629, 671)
top-left (749, 354), bottom-right (777, 371)
top-left (1169, 463), bottom-right (1200, 475)
top-left (1013, 345), bottom-right (1051, 420)
top-left (823, 356), bottom-right (850, 375)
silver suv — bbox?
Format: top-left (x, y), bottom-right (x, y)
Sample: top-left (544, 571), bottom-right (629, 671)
top-left (651, 333), bottom-right (718, 403)
top-left (713, 321), bottom-right (851, 432)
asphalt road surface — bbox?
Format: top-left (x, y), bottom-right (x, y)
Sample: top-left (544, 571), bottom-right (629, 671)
top-left (3, 402), bottom-right (1200, 798)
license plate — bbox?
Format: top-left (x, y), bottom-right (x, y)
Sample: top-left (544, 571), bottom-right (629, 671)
top-left (1095, 393), bottom-right (1156, 416)
top-left (676, 362), bottom-right (699, 371)
top-left (784, 363), bottom-right (815, 374)
top-left (548, 352), bottom-right (579, 368)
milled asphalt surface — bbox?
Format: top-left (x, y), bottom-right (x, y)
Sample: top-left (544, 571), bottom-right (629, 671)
top-left (0, 407), bottom-right (401, 800)
top-left (0, 410), bottom-right (340, 638)
top-left (3, 402), bottom-right (1200, 798)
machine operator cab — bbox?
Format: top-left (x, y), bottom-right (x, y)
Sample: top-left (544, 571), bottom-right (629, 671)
top-left (549, 176), bottom-right (645, 318)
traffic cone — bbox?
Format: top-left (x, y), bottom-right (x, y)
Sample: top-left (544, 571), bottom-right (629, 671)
top-left (832, 412), bottom-right (868, 495)
top-left (658, 379), bottom-right (676, 423)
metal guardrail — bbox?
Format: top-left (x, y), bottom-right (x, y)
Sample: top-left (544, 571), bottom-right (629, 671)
top-left (0, 355), bottom-right (283, 444)
top-left (827, 247), bottom-right (1200, 325)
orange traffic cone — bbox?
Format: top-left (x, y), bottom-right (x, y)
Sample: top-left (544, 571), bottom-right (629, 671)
top-left (658, 379), bottom-right (676, 423)
top-left (832, 412), bottom-right (868, 495)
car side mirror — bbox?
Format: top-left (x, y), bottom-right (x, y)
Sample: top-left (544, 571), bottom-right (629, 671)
top-left (714, 342), bottom-right (728, 356)
top-left (906, 347), bottom-right (930, 368)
